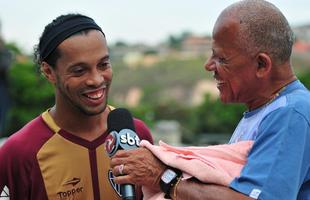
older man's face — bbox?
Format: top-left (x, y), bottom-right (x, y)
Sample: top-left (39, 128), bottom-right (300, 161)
top-left (204, 15), bottom-right (259, 106)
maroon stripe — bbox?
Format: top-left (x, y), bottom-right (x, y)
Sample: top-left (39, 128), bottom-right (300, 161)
top-left (89, 149), bottom-right (100, 200)
top-left (58, 129), bottom-right (107, 149)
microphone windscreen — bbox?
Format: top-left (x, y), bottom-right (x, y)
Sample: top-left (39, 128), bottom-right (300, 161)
top-left (107, 108), bottom-right (135, 132)
top-left (106, 108), bottom-right (137, 200)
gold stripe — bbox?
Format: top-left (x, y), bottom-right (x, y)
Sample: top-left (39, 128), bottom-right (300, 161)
top-left (41, 109), bottom-right (60, 133)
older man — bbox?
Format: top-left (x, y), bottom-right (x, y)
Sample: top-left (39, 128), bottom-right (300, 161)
top-left (111, 0), bottom-right (310, 199)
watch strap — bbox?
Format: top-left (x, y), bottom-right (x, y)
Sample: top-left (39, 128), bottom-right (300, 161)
top-left (160, 167), bottom-right (182, 199)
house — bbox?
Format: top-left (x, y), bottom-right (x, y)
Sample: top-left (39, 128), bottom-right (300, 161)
top-left (181, 35), bottom-right (211, 57)
top-left (293, 24), bottom-right (310, 43)
top-left (292, 24), bottom-right (310, 53)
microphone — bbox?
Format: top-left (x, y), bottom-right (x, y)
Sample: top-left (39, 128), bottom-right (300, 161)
top-left (105, 108), bottom-right (140, 200)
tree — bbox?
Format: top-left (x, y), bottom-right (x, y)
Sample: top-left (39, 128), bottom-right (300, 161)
top-left (4, 61), bottom-right (54, 136)
top-left (189, 94), bottom-right (245, 135)
top-left (299, 71), bottom-right (310, 89)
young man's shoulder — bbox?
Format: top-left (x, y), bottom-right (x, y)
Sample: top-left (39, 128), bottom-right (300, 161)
top-left (133, 118), bottom-right (154, 144)
top-left (0, 115), bottom-right (54, 158)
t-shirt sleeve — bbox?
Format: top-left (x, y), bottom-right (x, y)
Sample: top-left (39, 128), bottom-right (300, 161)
top-left (0, 134), bottom-right (36, 198)
top-left (0, 138), bottom-right (15, 197)
top-left (0, 143), bottom-right (8, 193)
top-left (230, 107), bottom-right (310, 200)
top-left (134, 118), bottom-right (154, 145)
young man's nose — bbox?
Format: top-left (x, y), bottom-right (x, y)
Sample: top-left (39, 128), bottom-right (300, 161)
top-left (86, 69), bottom-right (105, 86)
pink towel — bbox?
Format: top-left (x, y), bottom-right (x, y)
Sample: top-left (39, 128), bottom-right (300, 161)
top-left (140, 140), bottom-right (253, 200)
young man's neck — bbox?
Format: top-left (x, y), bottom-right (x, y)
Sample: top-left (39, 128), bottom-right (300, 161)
top-left (49, 104), bottom-right (109, 141)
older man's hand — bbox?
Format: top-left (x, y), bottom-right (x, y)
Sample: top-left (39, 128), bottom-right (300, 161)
top-left (110, 147), bottom-right (166, 190)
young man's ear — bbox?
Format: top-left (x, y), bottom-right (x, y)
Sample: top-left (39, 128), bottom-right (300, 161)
top-left (255, 53), bottom-right (272, 78)
top-left (40, 62), bottom-right (56, 84)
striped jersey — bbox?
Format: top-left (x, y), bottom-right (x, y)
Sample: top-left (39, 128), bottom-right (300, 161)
top-left (0, 110), bottom-right (153, 200)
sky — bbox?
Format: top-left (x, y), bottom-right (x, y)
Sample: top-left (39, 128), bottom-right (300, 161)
top-left (0, 0), bottom-right (309, 53)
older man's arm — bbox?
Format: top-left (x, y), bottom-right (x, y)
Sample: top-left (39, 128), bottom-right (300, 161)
top-left (173, 178), bottom-right (253, 200)
top-left (110, 148), bottom-right (254, 200)
top-left (110, 147), bottom-right (165, 190)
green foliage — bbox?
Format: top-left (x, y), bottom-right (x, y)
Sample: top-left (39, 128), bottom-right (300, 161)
top-left (129, 104), bottom-right (156, 128)
top-left (129, 94), bottom-right (245, 144)
top-left (143, 49), bottom-right (158, 55)
top-left (167, 31), bottom-right (193, 50)
top-left (189, 95), bottom-right (245, 135)
top-left (3, 41), bottom-right (310, 145)
top-left (5, 42), bottom-right (22, 55)
top-left (111, 56), bottom-right (209, 105)
top-left (298, 70), bottom-right (310, 89)
top-left (168, 35), bottom-right (182, 50)
top-left (5, 61), bottom-right (54, 136)
top-left (114, 41), bottom-right (128, 47)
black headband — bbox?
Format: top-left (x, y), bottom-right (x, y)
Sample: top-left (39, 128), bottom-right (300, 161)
top-left (40, 16), bottom-right (104, 61)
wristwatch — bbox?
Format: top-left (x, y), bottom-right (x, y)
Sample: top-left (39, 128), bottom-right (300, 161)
top-left (159, 167), bottom-right (182, 199)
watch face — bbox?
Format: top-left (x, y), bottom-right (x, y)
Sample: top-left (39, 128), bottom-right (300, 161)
top-left (161, 169), bottom-right (177, 183)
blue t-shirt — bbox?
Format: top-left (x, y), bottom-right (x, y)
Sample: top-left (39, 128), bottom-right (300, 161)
top-left (229, 80), bottom-right (310, 200)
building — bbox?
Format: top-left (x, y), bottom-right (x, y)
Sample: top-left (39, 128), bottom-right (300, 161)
top-left (181, 35), bottom-right (211, 57)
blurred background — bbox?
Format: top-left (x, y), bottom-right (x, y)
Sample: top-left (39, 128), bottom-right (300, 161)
top-left (0, 0), bottom-right (309, 146)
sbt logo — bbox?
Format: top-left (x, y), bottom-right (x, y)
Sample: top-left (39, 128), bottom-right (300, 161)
top-left (119, 129), bottom-right (140, 147)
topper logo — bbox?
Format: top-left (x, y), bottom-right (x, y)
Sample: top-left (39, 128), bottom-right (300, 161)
top-left (119, 129), bottom-right (140, 147)
top-left (105, 131), bottom-right (118, 155)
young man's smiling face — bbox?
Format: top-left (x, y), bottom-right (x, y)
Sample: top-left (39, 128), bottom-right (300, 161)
top-left (52, 30), bottom-right (113, 116)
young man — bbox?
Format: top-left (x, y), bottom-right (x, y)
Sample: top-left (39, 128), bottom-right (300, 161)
top-left (0, 14), bottom-right (153, 200)
top-left (110, 1), bottom-right (310, 199)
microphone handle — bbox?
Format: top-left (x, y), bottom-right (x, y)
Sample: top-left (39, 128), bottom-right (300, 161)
top-left (121, 184), bottom-right (135, 200)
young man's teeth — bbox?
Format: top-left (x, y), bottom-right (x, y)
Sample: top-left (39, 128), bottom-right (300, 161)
top-left (86, 91), bottom-right (103, 99)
